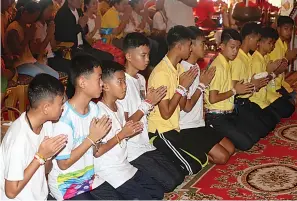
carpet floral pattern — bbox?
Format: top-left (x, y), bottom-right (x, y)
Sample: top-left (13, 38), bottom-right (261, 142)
top-left (165, 118), bottom-right (297, 200)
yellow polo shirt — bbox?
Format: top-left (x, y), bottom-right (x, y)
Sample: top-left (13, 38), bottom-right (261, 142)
top-left (230, 49), bottom-right (252, 98)
top-left (148, 56), bottom-right (184, 133)
top-left (101, 6), bottom-right (123, 39)
top-left (249, 51), bottom-right (281, 108)
top-left (205, 53), bottom-right (234, 111)
top-left (268, 38), bottom-right (293, 93)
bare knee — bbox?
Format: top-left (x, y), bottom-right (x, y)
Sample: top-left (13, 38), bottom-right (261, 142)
top-left (208, 144), bottom-right (230, 165)
top-left (220, 137), bottom-right (235, 156)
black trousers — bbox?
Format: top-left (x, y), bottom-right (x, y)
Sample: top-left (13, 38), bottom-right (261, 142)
top-left (130, 150), bottom-right (184, 193)
top-left (149, 129), bottom-right (211, 176)
top-left (235, 98), bottom-right (271, 139)
top-left (206, 112), bottom-right (255, 151)
top-left (116, 170), bottom-right (164, 200)
top-left (270, 97), bottom-right (295, 119)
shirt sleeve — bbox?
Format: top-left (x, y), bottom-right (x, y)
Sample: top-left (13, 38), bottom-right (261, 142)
top-left (251, 60), bottom-right (264, 74)
top-left (53, 121), bottom-right (74, 160)
top-left (4, 135), bottom-right (27, 181)
top-left (148, 71), bottom-right (171, 100)
top-left (209, 66), bottom-right (222, 91)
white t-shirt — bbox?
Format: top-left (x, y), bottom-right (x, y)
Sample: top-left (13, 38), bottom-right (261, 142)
top-left (180, 61), bottom-right (205, 129)
top-left (48, 101), bottom-right (104, 200)
top-left (118, 73), bottom-right (155, 162)
top-left (164, 0), bottom-right (195, 32)
top-left (87, 15), bottom-right (101, 40)
top-left (94, 101), bottom-right (137, 188)
top-left (153, 11), bottom-right (166, 31)
top-left (0, 113), bottom-right (52, 201)
top-left (35, 21), bottom-right (55, 64)
top-left (71, 9), bottom-right (84, 46)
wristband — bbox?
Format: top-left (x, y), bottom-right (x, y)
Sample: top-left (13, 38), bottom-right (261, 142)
top-left (199, 83), bottom-right (206, 89)
top-left (178, 85), bottom-right (188, 93)
top-left (87, 136), bottom-right (98, 150)
top-left (139, 101), bottom-right (154, 115)
top-left (176, 88), bottom-right (187, 97)
top-left (271, 72), bottom-right (276, 79)
top-left (231, 88), bottom-right (237, 96)
top-left (34, 153), bottom-right (46, 165)
top-left (144, 99), bottom-right (153, 105)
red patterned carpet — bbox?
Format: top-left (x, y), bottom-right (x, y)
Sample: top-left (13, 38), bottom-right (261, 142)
top-left (165, 73), bottom-right (297, 200)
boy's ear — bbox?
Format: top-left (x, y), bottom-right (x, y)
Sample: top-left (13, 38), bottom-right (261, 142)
top-left (220, 43), bottom-right (226, 51)
top-left (77, 76), bottom-right (86, 89)
top-left (125, 52), bottom-right (132, 62)
top-left (42, 102), bottom-right (50, 115)
top-left (102, 82), bottom-right (109, 91)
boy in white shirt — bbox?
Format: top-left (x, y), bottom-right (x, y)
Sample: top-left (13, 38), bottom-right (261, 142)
top-left (180, 26), bottom-right (235, 164)
top-left (48, 54), bottom-right (122, 200)
top-left (118, 32), bottom-right (184, 192)
top-left (94, 60), bottom-right (164, 200)
top-left (0, 74), bottom-right (68, 200)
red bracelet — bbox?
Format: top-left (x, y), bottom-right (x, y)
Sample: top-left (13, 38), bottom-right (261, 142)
top-left (145, 99), bottom-right (152, 105)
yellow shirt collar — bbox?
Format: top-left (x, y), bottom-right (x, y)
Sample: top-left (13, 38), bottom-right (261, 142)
top-left (217, 53), bottom-right (230, 68)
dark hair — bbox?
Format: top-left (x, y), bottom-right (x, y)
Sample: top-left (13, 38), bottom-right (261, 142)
top-left (38, 0), bottom-right (53, 20)
top-left (123, 32), bottom-right (150, 52)
top-left (70, 54), bottom-right (102, 86)
top-left (101, 60), bottom-right (125, 81)
top-left (259, 27), bottom-right (279, 41)
top-left (129, 0), bottom-right (141, 9)
top-left (187, 26), bottom-right (204, 40)
top-left (108, 0), bottom-right (123, 6)
top-left (240, 22), bottom-right (261, 40)
top-left (221, 28), bottom-right (242, 44)
top-left (28, 74), bottom-right (64, 108)
top-left (84, 0), bottom-right (91, 11)
top-left (277, 16), bottom-right (294, 27)
top-left (15, 1), bottom-right (40, 21)
top-left (167, 25), bottom-right (193, 50)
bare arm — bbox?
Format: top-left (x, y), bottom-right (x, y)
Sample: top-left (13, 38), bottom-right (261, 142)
top-left (209, 90), bottom-right (233, 104)
top-left (57, 139), bottom-right (93, 170)
top-left (183, 89), bottom-right (202, 112)
top-left (158, 93), bottom-right (182, 120)
top-left (6, 30), bottom-right (27, 56)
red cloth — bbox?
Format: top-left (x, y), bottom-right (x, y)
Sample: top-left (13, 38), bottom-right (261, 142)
top-left (93, 41), bottom-right (125, 65)
top-left (193, 0), bottom-right (215, 26)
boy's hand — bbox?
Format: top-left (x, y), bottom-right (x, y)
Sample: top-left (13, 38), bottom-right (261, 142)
top-left (146, 86), bottom-right (167, 105)
top-left (179, 67), bottom-right (199, 89)
top-left (251, 76), bottom-right (269, 91)
top-left (285, 49), bottom-right (297, 61)
top-left (78, 15), bottom-right (88, 28)
top-left (266, 59), bottom-right (282, 73)
top-left (274, 58), bottom-right (288, 75)
top-left (47, 21), bottom-right (55, 37)
top-left (200, 67), bottom-right (215, 86)
top-left (120, 120), bottom-right (143, 138)
top-left (88, 115), bottom-right (112, 142)
top-left (38, 134), bottom-right (68, 159)
top-left (234, 80), bottom-right (255, 95)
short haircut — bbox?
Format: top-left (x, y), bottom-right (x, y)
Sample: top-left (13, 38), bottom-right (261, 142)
top-left (187, 26), bottom-right (204, 40)
top-left (240, 22), bottom-right (261, 39)
top-left (277, 16), bottom-right (294, 27)
top-left (123, 32), bottom-right (150, 53)
top-left (221, 28), bottom-right (242, 44)
top-left (108, 0), bottom-right (123, 6)
top-left (15, 1), bottom-right (40, 20)
top-left (38, 0), bottom-right (53, 20)
top-left (28, 74), bottom-right (64, 108)
top-left (129, 0), bottom-right (141, 8)
top-left (70, 54), bottom-right (101, 86)
top-left (259, 27), bottom-right (279, 41)
top-left (101, 60), bottom-right (125, 81)
top-left (167, 25), bottom-right (193, 49)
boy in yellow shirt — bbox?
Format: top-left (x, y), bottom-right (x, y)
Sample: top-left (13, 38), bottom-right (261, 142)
top-left (269, 16), bottom-right (297, 103)
top-left (250, 27), bottom-right (295, 123)
top-left (230, 22), bottom-right (274, 139)
top-left (148, 26), bottom-right (229, 176)
top-left (205, 29), bottom-right (258, 151)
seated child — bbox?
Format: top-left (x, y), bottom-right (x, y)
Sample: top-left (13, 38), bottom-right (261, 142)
top-left (180, 26), bottom-right (235, 164)
top-left (48, 54), bottom-right (122, 200)
top-left (118, 32), bottom-right (184, 192)
top-left (0, 74), bottom-right (67, 200)
top-left (94, 60), bottom-right (164, 200)
top-left (205, 29), bottom-right (259, 151)
top-left (249, 27), bottom-right (295, 123)
top-left (269, 16), bottom-right (297, 103)
top-left (101, 0), bottom-right (131, 49)
top-left (148, 25), bottom-right (229, 176)
top-left (230, 22), bottom-right (276, 137)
